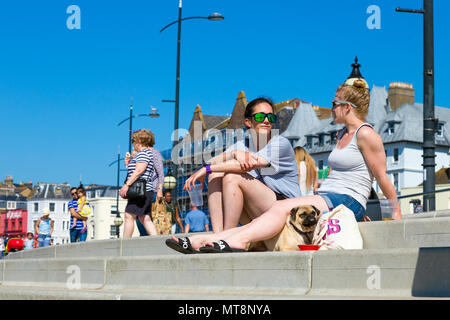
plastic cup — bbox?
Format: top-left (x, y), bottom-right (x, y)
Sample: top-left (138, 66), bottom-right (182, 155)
top-left (187, 183), bottom-right (203, 206)
top-left (379, 199), bottom-right (398, 221)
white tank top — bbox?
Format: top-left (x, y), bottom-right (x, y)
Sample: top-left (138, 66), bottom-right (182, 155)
top-left (317, 123), bottom-right (374, 209)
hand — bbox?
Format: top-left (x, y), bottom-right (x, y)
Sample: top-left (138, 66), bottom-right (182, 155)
top-left (156, 189), bottom-right (163, 201)
top-left (120, 184), bottom-right (129, 198)
top-left (125, 157), bottom-right (130, 166)
top-left (393, 203), bottom-right (402, 220)
top-left (234, 150), bottom-right (258, 172)
top-left (184, 168), bottom-right (206, 191)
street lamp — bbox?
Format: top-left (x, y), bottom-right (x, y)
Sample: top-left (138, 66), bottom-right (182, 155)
top-left (396, 0), bottom-right (436, 211)
top-left (117, 98), bottom-right (160, 154)
top-left (108, 146), bottom-right (127, 238)
top-left (160, 1), bottom-right (224, 146)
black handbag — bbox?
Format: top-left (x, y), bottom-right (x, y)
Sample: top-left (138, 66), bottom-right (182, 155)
top-left (126, 179), bottom-right (147, 199)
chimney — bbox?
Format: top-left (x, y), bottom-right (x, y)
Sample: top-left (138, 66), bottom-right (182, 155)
top-left (388, 82), bottom-right (415, 110)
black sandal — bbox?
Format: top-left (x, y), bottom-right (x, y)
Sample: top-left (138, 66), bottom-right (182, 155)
top-left (165, 237), bottom-right (200, 254)
top-left (199, 240), bottom-right (246, 253)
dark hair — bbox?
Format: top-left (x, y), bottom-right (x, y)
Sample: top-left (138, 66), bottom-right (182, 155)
top-left (244, 97), bottom-right (275, 118)
top-left (77, 186), bottom-right (86, 196)
top-left (70, 187), bottom-right (77, 192)
top-left (163, 190), bottom-right (172, 196)
top-left (27, 232), bottom-right (33, 237)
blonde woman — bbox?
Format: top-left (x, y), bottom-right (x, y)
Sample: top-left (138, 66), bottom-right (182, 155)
top-left (166, 80), bottom-right (401, 253)
top-left (294, 146), bottom-right (318, 196)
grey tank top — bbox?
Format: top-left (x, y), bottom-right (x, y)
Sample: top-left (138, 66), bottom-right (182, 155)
top-left (317, 123), bottom-right (374, 209)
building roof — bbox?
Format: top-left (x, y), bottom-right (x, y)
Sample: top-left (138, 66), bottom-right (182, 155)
top-left (31, 183), bottom-right (72, 200)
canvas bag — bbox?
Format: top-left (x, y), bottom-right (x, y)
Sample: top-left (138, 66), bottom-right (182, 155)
top-left (312, 204), bottom-right (363, 250)
top-left (151, 200), bottom-right (172, 235)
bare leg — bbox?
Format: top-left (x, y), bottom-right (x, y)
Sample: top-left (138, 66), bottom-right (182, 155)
top-left (123, 212), bottom-right (136, 238)
top-left (138, 214), bottom-right (157, 236)
top-left (220, 196), bottom-right (329, 249)
top-left (222, 172), bottom-right (277, 229)
top-left (207, 172), bottom-right (225, 233)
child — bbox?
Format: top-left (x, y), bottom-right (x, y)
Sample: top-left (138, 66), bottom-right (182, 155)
top-left (72, 186), bottom-right (92, 232)
top-left (24, 232), bottom-right (36, 250)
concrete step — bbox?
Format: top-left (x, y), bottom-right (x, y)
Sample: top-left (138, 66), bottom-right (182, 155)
top-left (7, 216), bottom-right (450, 261)
top-left (1, 247), bottom-right (450, 299)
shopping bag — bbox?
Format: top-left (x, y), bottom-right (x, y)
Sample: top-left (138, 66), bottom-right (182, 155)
top-left (151, 200), bottom-right (172, 235)
top-left (312, 204), bottom-right (363, 250)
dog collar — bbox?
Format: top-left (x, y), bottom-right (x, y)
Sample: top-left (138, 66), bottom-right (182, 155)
top-left (290, 221), bottom-right (313, 243)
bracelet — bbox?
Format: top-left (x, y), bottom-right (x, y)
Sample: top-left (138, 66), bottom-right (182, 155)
top-left (205, 165), bottom-right (212, 174)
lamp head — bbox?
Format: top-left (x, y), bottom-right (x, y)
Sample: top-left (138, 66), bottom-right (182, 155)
top-left (208, 12), bottom-right (224, 21)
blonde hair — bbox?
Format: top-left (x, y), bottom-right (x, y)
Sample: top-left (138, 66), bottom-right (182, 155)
top-left (132, 129), bottom-right (155, 147)
top-left (337, 79), bottom-right (370, 121)
top-left (294, 146), bottom-right (317, 192)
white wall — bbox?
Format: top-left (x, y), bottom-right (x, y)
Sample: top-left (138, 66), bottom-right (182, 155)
top-left (27, 199), bottom-right (71, 245)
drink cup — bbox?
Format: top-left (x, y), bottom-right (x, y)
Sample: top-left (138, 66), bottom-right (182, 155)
top-left (379, 199), bottom-right (398, 221)
top-left (187, 182), bottom-right (203, 206)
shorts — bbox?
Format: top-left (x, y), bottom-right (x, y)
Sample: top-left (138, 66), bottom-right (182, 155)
top-left (125, 191), bottom-right (154, 217)
top-left (318, 193), bottom-right (365, 222)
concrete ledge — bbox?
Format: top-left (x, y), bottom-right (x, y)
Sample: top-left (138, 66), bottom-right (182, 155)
top-left (359, 217), bottom-right (450, 249)
top-left (2, 248), bottom-right (450, 298)
top-left (2, 258), bottom-right (106, 289)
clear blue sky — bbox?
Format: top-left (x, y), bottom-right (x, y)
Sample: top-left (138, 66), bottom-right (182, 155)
top-left (1, 0), bottom-right (449, 187)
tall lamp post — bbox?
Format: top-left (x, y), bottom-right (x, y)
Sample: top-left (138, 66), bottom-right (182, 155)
top-left (109, 146), bottom-right (127, 238)
top-left (160, 2), bottom-right (223, 144)
top-left (160, 1), bottom-right (224, 210)
top-left (118, 98), bottom-right (160, 154)
top-left (396, 0), bottom-right (436, 211)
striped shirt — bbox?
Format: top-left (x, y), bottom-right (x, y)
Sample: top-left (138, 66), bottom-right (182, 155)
top-left (68, 199), bottom-right (84, 230)
top-left (126, 148), bottom-right (156, 191)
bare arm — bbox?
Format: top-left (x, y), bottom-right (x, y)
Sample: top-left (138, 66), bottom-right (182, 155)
top-left (357, 127), bottom-right (402, 219)
top-left (185, 224), bottom-right (190, 234)
top-left (175, 207), bottom-right (184, 233)
top-left (35, 218), bottom-right (40, 235)
top-left (70, 208), bottom-right (87, 221)
top-left (120, 162), bottom-right (147, 198)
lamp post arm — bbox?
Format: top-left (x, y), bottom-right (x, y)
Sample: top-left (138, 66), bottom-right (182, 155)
top-left (160, 16), bottom-right (209, 33)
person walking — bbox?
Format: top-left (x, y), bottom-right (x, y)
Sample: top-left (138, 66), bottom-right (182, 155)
top-left (184, 205), bottom-right (209, 233)
top-left (164, 190), bottom-right (184, 234)
top-left (120, 129), bottom-right (158, 237)
top-left (35, 208), bottom-right (54, 248)
top-left (184, 97), bottom-right (300, 233)
top-left (68, 187), bottom-right (88, 243)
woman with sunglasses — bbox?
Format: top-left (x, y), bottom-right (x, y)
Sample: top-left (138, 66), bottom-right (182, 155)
top-left (166, 80), bottom-right (401, 253)
top-left (166, 97), bottom-right (300, 252)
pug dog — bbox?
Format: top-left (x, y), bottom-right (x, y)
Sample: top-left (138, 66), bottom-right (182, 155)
top-left (248, 205), bottom-right (321, 252)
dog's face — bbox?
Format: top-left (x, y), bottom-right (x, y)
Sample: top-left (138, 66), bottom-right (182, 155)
top-left (289, 205), bottom-right (321, 233)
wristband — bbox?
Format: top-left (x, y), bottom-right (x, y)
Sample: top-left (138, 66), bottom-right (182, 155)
top-left (205, 165), bottom-right (212, 174)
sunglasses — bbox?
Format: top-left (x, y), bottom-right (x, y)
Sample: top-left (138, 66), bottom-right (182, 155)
top-left (251, 112), bottom-right (277, 123)
top-left (71, 192), bottom-right (77, 196)
top-left (332, 100), bottom-right (359, 109)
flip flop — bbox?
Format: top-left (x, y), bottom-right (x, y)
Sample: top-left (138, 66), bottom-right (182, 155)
top-left (165, 237), bottom-right (200, 254)
top-left (199, 240), bottom-right (246, 253)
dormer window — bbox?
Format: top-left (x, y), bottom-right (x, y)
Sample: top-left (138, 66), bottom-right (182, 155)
top-left (387, 122), bottom-right (395, 135)
top-left (306, 136), bottom-right (313, 149)
top-left (436, 122), bottom-right (445, 138)
top-left (318, 134), bottom-right (325, 147)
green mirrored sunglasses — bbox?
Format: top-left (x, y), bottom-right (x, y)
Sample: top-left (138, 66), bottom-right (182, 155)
top-left (251, 112), bottom-right (277, 123)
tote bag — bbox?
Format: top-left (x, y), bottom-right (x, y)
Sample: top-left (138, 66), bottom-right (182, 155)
top-left (312, 204), bottom-right (363, 250)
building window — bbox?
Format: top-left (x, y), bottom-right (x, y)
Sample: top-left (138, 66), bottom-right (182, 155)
top-left (306, 136), bottom-right (313, 149)
top-left (63, 203), bottom-right (66, 213)
top-left (110, 225), bottom-right (119, 238)
top-left (393, 173), bottom-right (399, 191)
top-left (387, 122), bottom-right (395, 135)
top-left (394, 148), bottom-right (399, 162)
top-left (330, 131), bottom-right (337, 145)
top-left (111, 205), bottom-right (118, 215)
top-left (436, 122), bottom-right (445, 138)
top-left (34, 203), bottom-right (39, 212)
top-left (7, 202), bottom-right (16, 210)
top-left (49, 203), bottom-right (55, 212)
top-left (318, 134), bottom-right (325, 147)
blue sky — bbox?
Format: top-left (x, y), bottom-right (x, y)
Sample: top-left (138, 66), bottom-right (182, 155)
top-left (1, 0), bottom-right (449, 187)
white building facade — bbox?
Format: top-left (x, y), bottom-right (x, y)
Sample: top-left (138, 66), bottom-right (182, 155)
top-left (27, 183), bottom-right (72, 245)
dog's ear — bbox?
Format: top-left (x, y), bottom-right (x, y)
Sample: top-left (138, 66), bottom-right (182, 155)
top-left (290, 207), bottom-right (298, 220)
top-left (311, 205), bottom-right (320, 216)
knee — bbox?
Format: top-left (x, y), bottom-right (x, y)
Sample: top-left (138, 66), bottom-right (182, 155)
top-left (208, 172), bottom-right (224, 183)
top-left (222, 172), bottom-right (243, 185)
